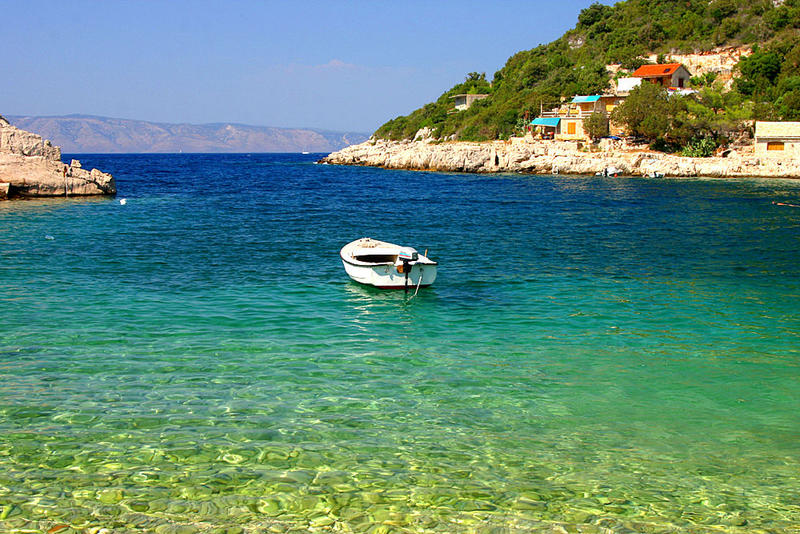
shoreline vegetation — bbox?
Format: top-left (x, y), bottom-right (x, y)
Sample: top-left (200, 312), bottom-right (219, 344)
top-left (321, 136), bottom-right (800, 179)
top-left (372, 0), bottom-right (800, 162)
top-left (327, 0), bottom-right (800, 178)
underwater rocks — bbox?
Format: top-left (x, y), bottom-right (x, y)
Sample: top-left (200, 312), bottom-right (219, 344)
top-left (0, 114), bottom-right (115, 198)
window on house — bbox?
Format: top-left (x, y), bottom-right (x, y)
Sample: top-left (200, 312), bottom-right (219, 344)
top-left (767, 142), bottom-right (785, 151)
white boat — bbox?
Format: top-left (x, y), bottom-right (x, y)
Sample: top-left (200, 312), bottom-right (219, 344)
top-left (340, 237), bottom-right (437, 290)
top-left (596, 166), bottom-right (622, 177)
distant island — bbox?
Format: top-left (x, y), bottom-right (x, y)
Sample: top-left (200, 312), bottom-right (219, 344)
top-left (6, 115), bottom-right (370, 154)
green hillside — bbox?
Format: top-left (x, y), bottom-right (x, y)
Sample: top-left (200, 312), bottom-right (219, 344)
top-left (375, 0), bottom-right (800, 143)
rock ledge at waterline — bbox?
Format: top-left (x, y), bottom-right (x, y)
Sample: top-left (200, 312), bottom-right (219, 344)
top-left (321, 137), bottom-right (800, 178)
top-left (0, 114), bottom-right (115, 198)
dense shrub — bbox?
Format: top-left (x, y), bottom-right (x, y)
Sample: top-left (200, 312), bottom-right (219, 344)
top-left (681, 137), bottom-right (718, 157)
top-left (583, 111), bottom-right (610, 140)
top-left (611, 82), bottom-right (747, 152)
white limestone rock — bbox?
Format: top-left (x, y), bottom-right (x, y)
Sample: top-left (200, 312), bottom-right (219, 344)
top-left (322, 137), bottom-right (800, 179)
top-left (0, 116), bottom-right (116, 198)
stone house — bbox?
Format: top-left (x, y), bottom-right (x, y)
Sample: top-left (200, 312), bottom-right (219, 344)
top-left (450, 93), bottom-right (489, 111)
top-left (754, 121), bottom-right (800, 157)
top-left (631, 63), bottom-right (692, 88)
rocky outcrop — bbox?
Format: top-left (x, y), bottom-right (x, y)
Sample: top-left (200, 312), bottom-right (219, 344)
top-left (0, 115), bottom-right (115, 198)
top-left (322, 137), bottom-right (800, 179)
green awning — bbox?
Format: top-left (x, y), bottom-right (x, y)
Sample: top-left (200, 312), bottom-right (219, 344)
top-left (531, 118), bottom-right (560, 127)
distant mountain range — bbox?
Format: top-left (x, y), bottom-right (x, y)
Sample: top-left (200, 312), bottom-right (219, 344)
top-left (6, 114), bottom-right (369, 154)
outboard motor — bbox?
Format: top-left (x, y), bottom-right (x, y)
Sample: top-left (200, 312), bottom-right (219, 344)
top-left (398, 248), bottom-right (418, 293)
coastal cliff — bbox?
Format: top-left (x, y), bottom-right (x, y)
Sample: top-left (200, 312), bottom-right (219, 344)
top-left (0, 115), bottom-right (115, 198)
top-left (322, 137), bottom-right (800, 179)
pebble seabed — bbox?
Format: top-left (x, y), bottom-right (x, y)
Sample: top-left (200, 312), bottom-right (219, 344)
top-left (4, 400), bottom-right (772, 534)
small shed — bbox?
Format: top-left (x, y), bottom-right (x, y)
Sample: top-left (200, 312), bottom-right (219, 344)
top-left (450, 93), bottom-right (489, 111)
top-left (632, 63), bottom-right (691, 88)
top-left (754, 121), bottom-right (800, 157)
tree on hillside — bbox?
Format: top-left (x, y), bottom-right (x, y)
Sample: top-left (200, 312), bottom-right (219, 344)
top-left (611, 79), bottom-right (750, 153)
top-left (735, 48), bottom-right (782, 96)
top-left (577, 2), bottom-right (612, 28)
top-left (611, 82), bottom-right (671, 141)
top-left (709, 0), bottom-right (737, 22)
top-left (463, 72), bottom-right (491, 94)
top-left (583, 111), bottom-right (609, 140)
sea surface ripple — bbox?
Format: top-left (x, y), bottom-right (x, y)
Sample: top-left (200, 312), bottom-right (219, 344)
top-left (1, 153), bottom-right (799, 533)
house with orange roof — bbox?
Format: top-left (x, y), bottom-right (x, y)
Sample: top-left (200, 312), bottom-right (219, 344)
top-left (632, 63), bottom-right (691, 89)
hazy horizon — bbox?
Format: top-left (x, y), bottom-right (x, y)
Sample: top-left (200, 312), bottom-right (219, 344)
top-left (5, 112), bottom-right (371, 136)
top-left (3, 0), bottom-right (612, 133)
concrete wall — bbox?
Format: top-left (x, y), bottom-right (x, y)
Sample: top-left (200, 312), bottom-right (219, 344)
top-left (557, 118), bottom-right (586, 140)
top-left (670, 66), bottom-right (691, 88)
top-left (453, 96), bottom-right (468, 111)
top-left (754, 139), bottom-right (800, 157)
top-left (453, 94), bottom-right (488, 111)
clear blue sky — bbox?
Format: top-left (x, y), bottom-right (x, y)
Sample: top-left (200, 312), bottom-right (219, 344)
top-left (2, 0), bottom-right (613, 133)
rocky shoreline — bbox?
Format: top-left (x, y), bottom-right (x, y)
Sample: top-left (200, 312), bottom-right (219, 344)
top-left (0, 115), bottom-right (115, 199)
top-left (321, 137), bottom-right (800, 179)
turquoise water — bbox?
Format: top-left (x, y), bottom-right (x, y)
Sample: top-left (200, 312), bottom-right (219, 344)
top-left (1, 154), bottom-right (799, 533)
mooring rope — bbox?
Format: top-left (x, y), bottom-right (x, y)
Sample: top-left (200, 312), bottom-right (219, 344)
top-left (411, 268), bottom-right (423, 298)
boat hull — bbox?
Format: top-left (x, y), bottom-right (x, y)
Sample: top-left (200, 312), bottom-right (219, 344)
top-left (341, 259), bottom-right (437, 289)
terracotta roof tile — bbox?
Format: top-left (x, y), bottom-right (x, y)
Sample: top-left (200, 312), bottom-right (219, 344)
top-left (632, 63), bottom-right (683, 78)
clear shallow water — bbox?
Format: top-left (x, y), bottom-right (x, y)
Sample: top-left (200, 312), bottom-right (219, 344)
top-left (1, 154), bottom-right (799, 533)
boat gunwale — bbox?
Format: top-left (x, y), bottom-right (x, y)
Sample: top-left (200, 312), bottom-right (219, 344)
top-left (340, 240), bottom-right (438, 268)
top-left (340, 253), bottom-right (438, 268)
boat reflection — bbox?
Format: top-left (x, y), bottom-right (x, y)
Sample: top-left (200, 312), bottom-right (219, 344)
top-left (341, 281), bottom-right (435, 330)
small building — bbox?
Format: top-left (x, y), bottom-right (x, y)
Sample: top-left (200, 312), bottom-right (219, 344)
top-left (632, 63), bottom-right (691, 88)
top-left (754, 121), bottom-right (800, 157)
top-left (615, 77), bottom-right (642, 94)
top-left (532, 95), bottom-right (626, 140)
top-left (450, 93), bottom-right (489, 111)
top-left (559, 95), bottom-right (601, 140)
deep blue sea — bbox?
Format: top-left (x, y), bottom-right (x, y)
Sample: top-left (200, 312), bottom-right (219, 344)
top-left (1, 153), bottom-right (799, 533)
